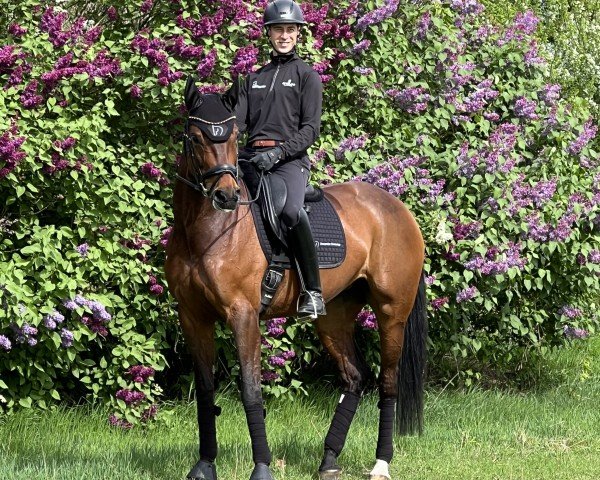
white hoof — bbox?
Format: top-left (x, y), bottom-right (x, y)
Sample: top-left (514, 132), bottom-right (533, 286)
top-left (369, 459), bottom-right (391, 480)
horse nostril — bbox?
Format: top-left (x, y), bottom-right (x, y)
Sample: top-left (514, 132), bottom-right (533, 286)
top-left (214, 190), bottom-right (228, 204)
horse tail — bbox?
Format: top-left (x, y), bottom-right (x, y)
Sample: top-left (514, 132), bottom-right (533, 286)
top-left (397, 271), bottom-right (427, 436)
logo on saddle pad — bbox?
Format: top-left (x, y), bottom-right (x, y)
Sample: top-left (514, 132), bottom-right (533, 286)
top-left (282, 79), bottom-right (296, 87)
top-left (252, 81), bottom-right (267, 89)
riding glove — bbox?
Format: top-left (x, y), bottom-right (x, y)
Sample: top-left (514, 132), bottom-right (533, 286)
top-left (250, 147), bottom-right (283, 171)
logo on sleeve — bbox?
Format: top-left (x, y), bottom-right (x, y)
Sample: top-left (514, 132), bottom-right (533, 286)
top-left (252, 80), bottom-right (267, 89)
top-left (282, 79), bottom-right (296, 87)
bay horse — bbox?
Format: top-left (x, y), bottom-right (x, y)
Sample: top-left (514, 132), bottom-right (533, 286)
top-left (165, 78), bottom-right (427, 480)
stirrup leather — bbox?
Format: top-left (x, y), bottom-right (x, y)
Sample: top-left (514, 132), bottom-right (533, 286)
top-left (297, 290), bottom-right (326, 319)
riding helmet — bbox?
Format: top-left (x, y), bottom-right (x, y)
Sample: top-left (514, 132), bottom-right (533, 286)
top-left (263, 0), bottom-right (306, 26)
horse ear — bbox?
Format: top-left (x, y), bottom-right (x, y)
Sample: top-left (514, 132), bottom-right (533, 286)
top-left (184, 75), bottom-right (202, 112)
top-left (222, 76), bottom-right (242, 112)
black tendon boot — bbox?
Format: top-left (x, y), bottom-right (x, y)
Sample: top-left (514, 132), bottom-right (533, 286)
top-left (287, 209), bottom-right (326, 320)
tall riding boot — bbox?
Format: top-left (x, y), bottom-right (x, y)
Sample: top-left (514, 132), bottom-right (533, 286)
top-left (287, 209), bottom-right (326, 320)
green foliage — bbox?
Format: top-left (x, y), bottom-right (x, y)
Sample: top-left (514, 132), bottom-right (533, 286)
top-left (480, 0), bottom-right (600, 117)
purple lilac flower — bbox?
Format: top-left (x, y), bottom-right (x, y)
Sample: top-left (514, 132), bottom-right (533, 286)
top-left (425, 275), bottom-right (436, 286)
top-left (197, 49), bottom-right (217, 78)
top-left (456, 142), bottom-right (479, 178)
top-left (266, 317), bottom-right (286, 337)
top-left (540, 84), bottom-right (561, 106)
top-left (261, 337), bottom-right (273, 350)
top-left (356, 309), bottom-right (378, 329)
top-left (456, 286), bottom-right (479, 303)
top-left (230, 45), bottom-right (259, 78)
top-left (450, 0), bottom-right (485, 15)
top-left (513, 97), bottom-right (538, 120)
top-left (116, 388), bottom-right (146, 405)
top-left (141, 162), bottom-right (161, 179)
top-left (0, 335), bottom-right (11, 351)
top-left (563, 325), bottom-right (589, 340)
top-left (43, 310), bottom-right (65, 330)
top-left (76, 243), bottom-right (89, 257)
top-left (268, 355), bottom-right (286, 367)
top-left (261, 370), bottom-right (280, 382)
top-left (456, 79), bottom-right (499, 113)
top-left (128, 365), bottom-right (155, 383)
top-left (130, 84), bottom-right (142, 98)
top-left (148, 275), bottom-right (164, 295)
top-left (142, 405), bottom-right (158, 422)
top-left (558, 305), bottom-right (582, 319)
top-left (512, 10), bottom-right (539, 35)
top-left (414, 11), bottom-right (432, 41)
top-left (484, 112), bottom-right (500, 122)
top-left (281, 350), bottom-right (296, 360)
top-left (109, 414), bottom-right (133, 429)
top-left (20, 80), bottom-right (44, 109)
top-left (464, 242), bottom-right (527, 275)
top-left (141, 0), bottom-right (153, 13)
top-left (0, 122), bottom-right (26, 179)
top-left (587, 250), bottom-right (600, 264)
top-left (356, 0), bottom-right (399, 31)
top-left (81, 315), bottom-right (108, 336)
top-left (353, 66), bottom-right (374, 75)
top-left (8, 23), bottom-right (28, 37)
top-left (351, 39), bottom-right (371, 55)
top-left (60, 328), bottom-right (74, 347)
top-left (335, 134), bottom-right (368, 160)
top-left (452, 221), bottom-right (481, 240)
top-left (386, 87), bottom-right (432, 114)
top-left (107, 6), bottom-right (118, 21)
top-left (567, 119), bottom-right (598, 155)
top-left (431, 297), bottom-right (449, 310)
top-left (524, 40), bottom-right (544, 66)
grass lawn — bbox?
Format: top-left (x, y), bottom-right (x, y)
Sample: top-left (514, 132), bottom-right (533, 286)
top-left (1, 336), bottom-right (599, 480)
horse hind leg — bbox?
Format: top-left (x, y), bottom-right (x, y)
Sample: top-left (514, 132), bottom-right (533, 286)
top-left (368, 274), bottom-right (427, 480)
top-left (314, 287), bottom-right (369, 480)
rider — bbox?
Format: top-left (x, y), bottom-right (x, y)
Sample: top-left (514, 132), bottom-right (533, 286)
top-left (229, 0), bottom-right (326, 319)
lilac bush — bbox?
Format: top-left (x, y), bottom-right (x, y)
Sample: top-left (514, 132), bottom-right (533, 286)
top-left (0, 0), bottom-right (597, 415)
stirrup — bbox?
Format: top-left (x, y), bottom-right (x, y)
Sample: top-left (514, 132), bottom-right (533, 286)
top-left (296, 291), bottom-right (326, 321)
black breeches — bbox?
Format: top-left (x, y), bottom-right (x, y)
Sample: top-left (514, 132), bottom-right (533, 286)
top-left (269, 159), bottom-right (309, 228)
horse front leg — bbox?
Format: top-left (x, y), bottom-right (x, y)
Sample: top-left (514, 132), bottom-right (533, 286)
top-left (179, 307), bottom-right (220, 480)
top-left (231, 307), bottom-right (274, 480)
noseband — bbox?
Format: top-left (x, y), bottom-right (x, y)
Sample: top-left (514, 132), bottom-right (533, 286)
top-left (176, 116), bottom-right (239, 199)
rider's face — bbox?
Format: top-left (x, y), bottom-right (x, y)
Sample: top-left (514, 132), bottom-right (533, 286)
top-left (268, 24), bottom-right (299, 55)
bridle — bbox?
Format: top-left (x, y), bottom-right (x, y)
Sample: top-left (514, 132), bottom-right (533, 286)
top-left (176, 116), bottom-right (240, 199)
top-left (177, 116), bottom-right (263, 205)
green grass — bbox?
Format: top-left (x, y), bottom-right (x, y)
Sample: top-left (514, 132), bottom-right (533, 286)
top-left (1, 336), bottom-right (599, 480)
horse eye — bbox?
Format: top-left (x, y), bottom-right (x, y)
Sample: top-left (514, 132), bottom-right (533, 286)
top-left (191, 135), bottom-right (203, 146)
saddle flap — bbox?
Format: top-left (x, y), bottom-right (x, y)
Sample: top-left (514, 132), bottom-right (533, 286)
top-left (260, 174), bottom-right (288, 246)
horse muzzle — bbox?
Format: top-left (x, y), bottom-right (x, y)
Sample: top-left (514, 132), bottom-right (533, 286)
top-left (212, 188), bottom-right (240, 212)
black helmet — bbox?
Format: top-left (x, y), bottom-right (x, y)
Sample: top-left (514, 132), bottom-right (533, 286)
top-left (263, 0), bottom-right (306, 26)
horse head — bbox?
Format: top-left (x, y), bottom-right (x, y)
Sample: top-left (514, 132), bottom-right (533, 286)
top-left (181, 76), bottom-right (241, 212)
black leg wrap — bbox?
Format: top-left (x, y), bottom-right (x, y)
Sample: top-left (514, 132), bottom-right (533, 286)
top-left (324, 391), bottom-right (361, 456)
top-left (187, 459), bottom-right (217, 480)
top-left (244, 403), bottom-right (272, 465)
top-left (197, 395), bottom-right (219, 462)
top-left (376, 397), bottom-right (396, 463)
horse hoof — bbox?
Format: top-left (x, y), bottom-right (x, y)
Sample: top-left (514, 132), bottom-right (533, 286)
top-left (318, 469), bottom-right (342, 480)
top-left (249, 462), bottom-right (274, 480)
top-left (369, 476), bottom-right (390, 480)
top-left (186, 459), bottom-right (217, 480)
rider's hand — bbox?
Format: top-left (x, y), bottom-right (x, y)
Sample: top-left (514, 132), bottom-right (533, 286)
top-left (249, 147), bottom-right (283, 171)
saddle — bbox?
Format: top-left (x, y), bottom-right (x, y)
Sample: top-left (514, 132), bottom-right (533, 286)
top-left (244, 170), bottom-right (346, 313)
